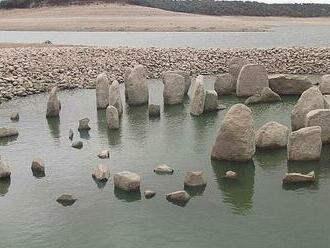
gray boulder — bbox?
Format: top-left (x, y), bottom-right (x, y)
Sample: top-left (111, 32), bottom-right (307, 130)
top-left (282, 171), bottom-right (315, 184)
top-left (166, 190), bottom-right (191, 204)
top-left (269, 74), bottom-right (312, 95)
top-left (305, 109), bottom-right (330, 143)
top-left (190, 76), bottom-right (206, 116)
top-left (163, 70), bottom-right (191, 94)
top-left (163, 73), bottom-right (185, 105)
top-left (287, 126), bottom-right (322, 161)
top-left (245, 87), bottom-right (281, 105)
top-left (109, 80), bottom-right (123, 116)
top-left (92, 164), bottom-right (110, 182)
top-left (114, 171), bottom-right (141, 192)
top-left (184, 171), bottom-right (207, 187)
top-left (106, 105), bottom-right (119, 130)
top-left (31, 158), bottom-right (45, 173)
top-left (96, 73), bottom-right (110, 109)
top-left (319, 75), bottom-right (330, 94)
top-left (56, 194), bottom-right (77, 206)
top-left (46, 87), bottom-right (61, 118)
top-left (149, 104), bottom-right (160, 117)
top-left (0, 157), bottom-right (11, 179)
top-left (255, 121), bottom-right (288, 149)
top-left (10, 112), bottom-right (19, 121)
top-left (98, 149), bottom-right (110, 159)
top-left (236, 64), bottom-right (269, 97)
top-left (204, 90), bottom-right (218, 112)
top-left (144, 190), bottom-right (156, 199)
top-left (228, 57), bottom-right (249, 89)
top-left (214, 73), bottom-right (234, 95)
top-left (188, 75), bottom-right (203, 100)
top-left (154, 164), bottom-right (174, 175)
top-left (291, 87), bottom-right (324, 131)
top-left (72, 141), bottom-right (83, 149)
top-left (125, 65), bottom-right (149, 105)
top-left (0, 127), bottom-right (18, 138)
top-left (78, 118), bottom-right (91, 131)
top-left (211, 104), bottom-right (255, 161)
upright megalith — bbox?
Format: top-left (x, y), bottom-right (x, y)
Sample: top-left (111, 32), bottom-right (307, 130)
top-left (46, 87), bottom-right (61, 118)
top-left (255, 121), bottom-right (288, 149)
top-left (163, 70), bottom-right (191, 94)
top-left (190, 75), bottom-right (206, 116)
top-left (319, 75), bottom-right (330, 94)
top-left (163, 73), bottom-right (185, 105)
top-left (214, 73), bottom-right (234, 95)
top-left (0, 156), bottom-right (11, 179)
top-left (228, 57), bottom-right (249, 88)
top-left (291, 87), bottom-right (324, 131)
top-left (109, 80), bottom-right (123, 116)
top-left (287, 126), bottom-right (322, 161)
top-left (211, 104), bottom-right (255, 161)
top-left (306, 109), bottom-right (330, 143)
top-left (106, 105), bottom-right (119, 130)
top-left (96, 73), bottom-right (110, 109)
top-left (236, 64), bottom-right (269, 97)
top-left (125, 65), bottom-right (149, 105)
top-left (204, 90), bottom-right (218, 112)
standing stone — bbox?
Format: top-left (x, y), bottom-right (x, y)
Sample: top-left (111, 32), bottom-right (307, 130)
top-left (0, 156), bottom-right (11, 179)
top-left (190, 76), bottom-right (206, 116)
top-left (244, 87), bottom-right (281, 105)
top-left (188, 75), bottom-right (203, 99)
top-left (214, 73), bottom-right (234, 95)
top-left (10, 112), bottom-right (19, 121)
top-left (291, 87), bottom-right (324, 131)
top-left (163, 73), bottom-right (185, 105)
top-left (306, 109), bottom-right (330, 143)
top-left (46, 87), bottom-right (61, 118)
top-left (0, 127), bottom-right (19, 138)
top-left (211, 104), bottom-right (255, 161)
top-left (78, 118), bottom-right (91, 131)
top-left (319, 75), bottom-right (330, 94)
top-left (92, 164), bottom-right (110, 182)
top-left (255, 121), bottom-right (288, 149)
top-left (125, 65), bottom-right (149, 105)
top-left (269, 74), bottom-right (312, 95)
top-left (228, 57), bottom-right (249, 88)
top-left (204, 90), bottom-right (218, 112)
top-left (184, 171), bottom-right (207, 187)
top-left (31, 158), bottom-right (45, 173)
top-left (163, 70), bottom-right (191, 94)
top-left (96, 73), bottom-right (110, 109)
top-left (148, 104), bottom-right (160, 117)
top-left (287, 126), bottom-right (322, 161)
top-left (109, 80), bottom-right (123, 116)
top-left (114, 171), bottom-right (141, 192)
top-left (236, 64), bottom-right (269, 97)
top-left (106, 105), bottom-right (119, 130)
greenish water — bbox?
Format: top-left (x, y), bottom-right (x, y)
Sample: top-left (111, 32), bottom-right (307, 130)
top-left (1, 78), bottom-right (330, 248)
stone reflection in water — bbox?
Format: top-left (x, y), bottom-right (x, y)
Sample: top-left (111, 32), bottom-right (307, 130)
top-left (184, 185), bottom-right (206, 197)
top-left (126, 105), bottom-right (148, 141)
top-left (0, 178), bottom-right (11, 196)
top-left (114, 188), bottom-right (141, 202)
top-left (192, 110), bottom-right (218, 146)
top-left (254, 149), bottom-right (287, 168)
top-left (97, 109), bottom-right (121, 146)
top-left (47, 117), bottom-right (60, 139)
top-left (211, 159), bottom-right (255, 215)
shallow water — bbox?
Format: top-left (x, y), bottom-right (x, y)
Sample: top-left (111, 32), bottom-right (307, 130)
top-left (1, 77), bottom-right (330, 248)
top-left (1, 26), bottom-right (330, 48)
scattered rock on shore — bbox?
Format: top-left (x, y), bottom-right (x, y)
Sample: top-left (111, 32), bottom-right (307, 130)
top-left (166, 190), bottom-right (191, 204)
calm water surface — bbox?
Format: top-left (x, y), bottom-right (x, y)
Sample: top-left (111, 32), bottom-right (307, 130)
top-left (1, 77), bottom-right (330, 248)
top-left (1, 26), bottom-right (330, 48)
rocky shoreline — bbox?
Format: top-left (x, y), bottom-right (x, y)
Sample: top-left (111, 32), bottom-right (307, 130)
top-left (1, 46), bottom-right (330, 104)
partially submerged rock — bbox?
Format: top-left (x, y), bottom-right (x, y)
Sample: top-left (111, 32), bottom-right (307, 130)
top-left (287, 126), bottom-right (322, 161)
top-left (269, 74), bottom-right (312, 95)
top-left (204, 90), bottom-right (218, 112)
top-left (109, 80), bottom-right (123, 116)
top-left (184, 171), bottom-right (207, 187)
top-left (166, 190), bottom-right (191, 204)
top-left (211, 104), bottom-right (255, 161)
top-left (224, 171), bottom-right (238, 179)
top-left (114, 171), bottom-right (141, 192)
top-left (163, 73), bottom-right (185, 105)
top-left (96, 72), bottom-right (110, 109)
top-left (163, 70), bottom-right (191, 94)
top-left (56, 194), bottom-right (77, 206)
top-left (0, 157), bottom-right (11, 179)
top-left (306, 109), bottom-right (330, 143)
top-left (244, 87), bottom-right (281, 105)
top-left (255, 121), bottom-right (288, 149)
top-left (319, 75), bottom-right (330, 94)
top-left (291, 87), bottom-right (324, 131)
top-left (144, 190), bottom-right (156, 199)
top-left (106, 105), bottom-right (119, 130)
top-left (31, 158), bottom-right (45, 174)
top-left (0, 127), bottom-right (19, 138)
top-left (282, 171), bottom-right (315, 184)
top-left (214, 73), bottom-right (234, 95)
top-left (236, 64), bottom-right (269, 97)
top-left (125, 65), bottom-right (149, 105)
top-left (46, 87), bottom-right (61, 118)
top-left (72, 141), bottom-right (83, 149)
top-left (92, 164), bottom-right (110, 182)
top-left (148, 104), bottom-right (160, 117)
top-left (190, 76), bottom-right (206, 116)
top-left (98, 149), bottom-right (110, 159)
top-left (78, 118), bottom-right (91, 131)
top-left (154, 164), bottom-right (174, 175)
top-left (10, 112), bottom-right (19, 121)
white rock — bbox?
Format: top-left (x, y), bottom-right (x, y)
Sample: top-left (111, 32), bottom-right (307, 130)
top-left (305, 109), bottom-right (330, 143)
top-left (287, 126), bottom-right (322, 161)
top-left (92, 164), bottom-right (110, 182)
top-left (255, 121), bottom-right (288, 149)
top-left (106, 105), bottom-right (119, 129)
top-left (125, 65), bottom-right (149, 105)
top-left (204, 90), bottom-right (218, 112)
top-left (282, 171), bottom-right (315, 184)
top-left (154, 164), bottom-right (174, 174)
top-left (225, 171), bottom-right (238, 179)
top-left (114, 171), bottom-right (141, 192)
top-left (0, 156), bottom-right (11, 179)
top-left (211, 104), bottom-right (255, 161)
top-left (109, 80), bottom-right (123, 116)
top-left (96, 72), bottom-right (110, 109)
top-left (214, 73), bottom-right (234, 95)
top-left (0, 127), bottom-right (18, 138)
top-left (184, 171), bottom-right (207, 187)
top-left (163, 73), bottom-right (185, 105)
top-left (46, 87), bottom-right (61, 118)
top-left (98, 149), bottom-right (110, 159)
top-left (190, 76), bottom-right (206, 116)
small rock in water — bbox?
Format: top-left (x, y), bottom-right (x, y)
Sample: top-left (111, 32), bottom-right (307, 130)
top-left (0, 127), bottom-right (19, 138)
top-left (69, 129), bottom-right (74, 140)
top-left (166, 190), bottom-right (191, 204)
top-left (149, 104), bottom-right (160, 117)
top-left (154, 164), bottom-right (174, 174)
top-left (72, 141), bottom-right (83, 149)
top-left (184, 171), bottom-right (207, 187)
top-left (56, 194), bottom-right (77, 206)
top-left (114, 171), bottom-right (141, 192)
top-left (98, 149), bottom-right (110, 159)
top-left (31, 158), bottom-right (45, 174)
top-left (282, 171), bottom-right (315, 184)
top-left (78, 118), bottom-right (91, 131)
top-left (224, 171), bottom-right (239, 179)
top-left (0, 156), bottom-right (11, 179)
top-left (10, 112), bottom-right (19, 121)
top-left (92, 164), bottom-right (110, 182)
top-left (144, 190), bottom-right (156, 199)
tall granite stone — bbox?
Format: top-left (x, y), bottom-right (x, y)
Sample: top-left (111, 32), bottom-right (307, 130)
top-left (109, 80), bottom-right (123, 116)
top-left (125, 65), bottom-right (149, 105)
top-left (163, 73), bottom-right (185, 105)
top-left (106, 105), bottom-right (119, 130)
top-left (190, 76), bottom-right (206, 116)
top-left (96, 73), bottom-right (110, 109)
top-left (204, 90), bottom-right (218, 112)
top-left (214, 73), bottom-right (234, 95)
top-left (46, 87), bottom-right (61, 118)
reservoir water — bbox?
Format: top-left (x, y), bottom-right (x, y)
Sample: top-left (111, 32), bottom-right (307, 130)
top-left (1, 77), bottom-right (330, 248)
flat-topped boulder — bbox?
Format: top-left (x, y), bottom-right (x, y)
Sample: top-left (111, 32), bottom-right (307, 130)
top-left (190, 76), bottom-right (206, 116)
top-left (255, 121), bottom-right (288, 149)
top-left (106, 105), bottom-right (119, 130)
top-left (287, 126), bottom-right (322, 161)
top-left (225, 171), bottom-right (239, 180)
top-left (92, 164), bottom-right (110, 182)
top-left (96, 72), bottom-right (110, 109)
top-left (228, 57), bottom-right (249, 89)
top-left (214, 73), bottom-right (234, 95)
top-left (282, 171), bottom-right (315, 184)
top-left (0, 156), bottom-right (11, 179)
top-left (211, 104), bottom-right (255, 161)
top-left (269, 74), bottom-right (312, 95)
top-left (46, 86), bottom-right (61, 118)
top-left (204, 90), bottom-right (218, 112)
top-left (236, 64), bottom-right (269, 97)
top-left (306, 109), bottom-right (330, 143)
top-left (163, 70), bottom-right (191, 94)
top-left (245, 87), bottom-right (281, 105)
top-left (114, 171), bottom-right (140, 192)
top-left (319, 75), bottom-right (330, 94)
top-left (188, 75), bottom-right (203, 99)
top-left (184, 171), bottom-right (207, 187)
top-left (291, 87), bottom-right (324, 131)
top-left (154, 164), bottom-right (174, 175)
top-left (125, 65), bottom-right (149, 105)
top-left (166, 190), bottom-right (191, 204)
top-left (109, 80), bottom-right (123, 116)
top-left (0, 127), bottom-right (18, 138)
top-left (163, 73), bottom-right (185, 105)
top-left (78, 118), bottom-right (91, 131)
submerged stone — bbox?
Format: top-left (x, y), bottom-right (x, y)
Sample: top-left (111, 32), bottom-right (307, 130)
top-left (56, 194), bottom-right (77, 206)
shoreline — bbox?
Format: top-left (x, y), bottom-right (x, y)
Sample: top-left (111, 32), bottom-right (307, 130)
top-left (0, 46), bottom-right (329, 104)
